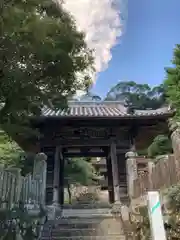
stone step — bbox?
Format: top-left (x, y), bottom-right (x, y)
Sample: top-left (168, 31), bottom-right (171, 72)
top-left (43, 227), bottom-right (125, 234)
top-left (43, 221), bottom-right (104, 228)
top-left (41, 236), bottom-right (126, 240)
top-left (49, 217), bottom-right (121, 223)
top-left (42, 231), bottom-right (96, 237)
top-left (45, 217), bottom-right (122, 226)
top-left (43, 227), bottom-right (96, 231)
top-left (43, 229), bottom-right (117, 237)
top-left (60, 213), bottom-right (115, 218)
top-left (41, 214), bottom-right (126, 240)
top-left (62, 203), bottom-right (112, 209)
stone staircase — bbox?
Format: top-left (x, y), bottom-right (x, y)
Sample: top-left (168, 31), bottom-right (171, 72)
top-left (41, 146), bottom-right (131, 239)
top-left (41, 207), bottom-right (127, 240)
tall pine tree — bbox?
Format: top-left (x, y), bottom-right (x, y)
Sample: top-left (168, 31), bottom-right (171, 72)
top-left (165, 44), bottom-right (180, 118)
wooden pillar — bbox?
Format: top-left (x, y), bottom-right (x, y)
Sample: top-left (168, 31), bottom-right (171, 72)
top-left (53, 146), bottom-right (61, 206)
top-left (117, 154), bottom-right (127, 198)
top-left (59, 150), bottom-right (65, 206)
top-left (41, 145), bottom-right (54, 205)
top-left (106, 156), bottom-right (114, 203)
top-left (110, 141), bottom-right (120, 202)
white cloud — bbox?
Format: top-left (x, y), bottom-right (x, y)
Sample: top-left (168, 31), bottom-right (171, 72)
top-left (62, 0), bottom-right (127, 79)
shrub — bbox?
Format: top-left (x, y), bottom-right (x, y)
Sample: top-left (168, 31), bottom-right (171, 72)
top-left (148, 135), bottom-right (172, 159)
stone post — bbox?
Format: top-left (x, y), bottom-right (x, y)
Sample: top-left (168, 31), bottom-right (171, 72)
top-left (169, 119), bottom-right (180, 180)
top-left (33, 152), bottom-right (47, 206)
top-left (148, 161), bottom-right (154, 191)
top-left (110, 141), bottom-right (120, 202)
top-left (125, 151), bottom-right (138, 199)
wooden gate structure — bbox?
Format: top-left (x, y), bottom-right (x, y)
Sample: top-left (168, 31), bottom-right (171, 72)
top-left (15, 101), bottom-right (174, 206)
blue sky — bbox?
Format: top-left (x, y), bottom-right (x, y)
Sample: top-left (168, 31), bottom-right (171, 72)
top-left (92, 0), bottom-right (180, 98)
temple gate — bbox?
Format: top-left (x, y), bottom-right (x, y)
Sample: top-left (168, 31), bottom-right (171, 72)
top-left (20, 101), bottom-right (174, 206)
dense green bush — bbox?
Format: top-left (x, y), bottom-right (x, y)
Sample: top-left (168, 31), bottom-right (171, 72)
top-left (162, 184), bottom-right (180, 238)
top-left (147, 135), bottom-right (172, 159)
top-left (0, 201), bottom-right (46, 240)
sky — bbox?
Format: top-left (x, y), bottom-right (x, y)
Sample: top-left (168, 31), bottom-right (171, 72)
top-left (93, 0), bottom-right (180, 98)
top-left (63, 0), bottom-right (180, 98)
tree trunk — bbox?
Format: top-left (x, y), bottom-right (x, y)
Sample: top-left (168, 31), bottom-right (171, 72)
top-left (67, 182), bottom-right (72, 204)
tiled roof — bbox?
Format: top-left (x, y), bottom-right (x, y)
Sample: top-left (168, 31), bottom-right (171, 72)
top-left (41, 101), bottom-right (174, 118)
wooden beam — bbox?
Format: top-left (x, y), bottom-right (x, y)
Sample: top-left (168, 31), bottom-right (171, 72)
top-left (63, 152), bottom-right (106, 157)
top-left (41, 138), bottom-right (129, 147)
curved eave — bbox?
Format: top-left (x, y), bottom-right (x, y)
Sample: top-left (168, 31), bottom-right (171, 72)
top-left (30, 111), bottom-right (175, 122)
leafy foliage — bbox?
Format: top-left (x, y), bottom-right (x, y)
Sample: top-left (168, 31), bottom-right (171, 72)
top-left (0, 200), bottom-right (46, 240)
top-left (123, 206), bottom-right (151, 239)
top-left (64, 158), bottom-right (100, 203)
top-left (137, 149), bottom-right (148, 156)
top-left (64, 158), bottom-right (98, 186)
top-left (164, 184), bottom-right (180, 211)
top-left (0, 130), bottom-right (35, 175)
top-left (105, 81), bottom-right (165, 109)
top-left (0, 130), bottom-right (23, 166)
top-left (147, 135), bottom-right (173, 159)
top-left (162, 185), bottom-right (180, 238)
top-left (129, 202), bottom-right (180, 240)
top-left (164, 44), bottom-right (180, 118)
top-left (0, 0), bottom-right (94, 137)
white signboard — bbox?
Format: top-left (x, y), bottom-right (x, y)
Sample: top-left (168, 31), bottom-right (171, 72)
top-left (147, 191), bottom-right (166, 240)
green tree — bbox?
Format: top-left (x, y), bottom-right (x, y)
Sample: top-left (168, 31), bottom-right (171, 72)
top-left (164, 44), bottom-right (180, 118)
top-left (0, 0), bottom-right (94, 137)
top-left (105, 81), bottom-right (165, 109)
top-left (147, 135), bottom-right (172, 159)
top-left (0, 130), bottom-right (23, 166)
top-left (0, 130), bottom-right (36, 175)
top-left (64, 158), bottom-right (99, 203)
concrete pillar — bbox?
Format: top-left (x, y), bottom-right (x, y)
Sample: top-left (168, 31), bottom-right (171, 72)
top-left (52, 146), bottom-right (61, 206)
top-left (110, 141), bottom-right (120, 202)
top-left (125, 151), bottom-right (138, 198)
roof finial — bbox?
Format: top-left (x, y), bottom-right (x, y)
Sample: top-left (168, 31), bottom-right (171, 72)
top-left (124, 98), bottom-right (135, 114)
